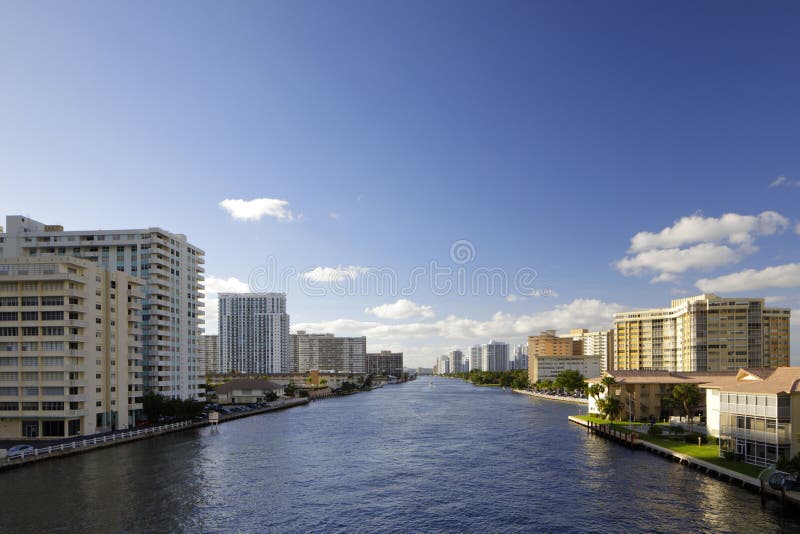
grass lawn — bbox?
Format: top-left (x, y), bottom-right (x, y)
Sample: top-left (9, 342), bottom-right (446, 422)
top-left (639, 435), bottom-right (764, 478)
top-left (574, 415), bottom-right (764, 478)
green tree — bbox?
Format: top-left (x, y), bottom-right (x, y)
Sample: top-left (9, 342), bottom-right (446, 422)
top-left (553, 369), bottom-right (586, 391)
top-left (671, 383), bottom-right (701, 431)
top-left (597, 397), bottom-right (621, 421)
top-left (142, 391), bottom-right (164, 424)
top-left (284, 381), bottom-right (297, 397)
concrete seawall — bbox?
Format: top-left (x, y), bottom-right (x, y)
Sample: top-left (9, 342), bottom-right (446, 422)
top-left (512, 389), bottom-right (588, 405)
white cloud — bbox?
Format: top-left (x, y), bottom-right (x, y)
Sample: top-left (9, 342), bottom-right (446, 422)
top-left (628, 211), bottom-right (788, 253)
top-left (295, 298), bottom-right (624, 342)
top-left (617, 243), bottom-right (740, 276)
top-left (769, 175), bottom-right (800, 188)
top-left (329, 212), bottom-right (340, 220)
top-left (616, 211), bottom-right (789, 281)
top-left (505, 294), bottom-right (522, 302)
top-left (204, 275), bottom-right (250, 294)
top-left (365, 299), bottom-right (435, 320)
top-left (302, 266), bottom-right (370, 283)
top-left (651, 272), bottom-right (679, 284)
top-left (696, 263), bottom-right (800, 293)
top-left (795, 222), bottom-right (800, 235)
top-left (219, 198), bottom-right (299, 221)
top-left (202, 297), bottom-right (219, 336)
top-left (505, 289), bottom-right (558, 302)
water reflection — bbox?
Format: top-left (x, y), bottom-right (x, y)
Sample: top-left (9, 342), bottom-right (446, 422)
top-left (2, 378), bottom-right (800, 533)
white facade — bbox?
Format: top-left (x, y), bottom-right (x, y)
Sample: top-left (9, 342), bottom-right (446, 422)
top-left (0, 215), bottom-right (205, 400)
top-left (469, 345), bottom-right (483, 371)
top-left (482, 341), bottom-right (509, 372)
top-left (198, 334), bottom-right (219, 376)
top-left (219, 293), bottom-right (289, 374)
top-left (448, 350), bottom-right (464, 374)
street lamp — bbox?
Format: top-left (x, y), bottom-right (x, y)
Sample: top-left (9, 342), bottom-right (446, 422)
top-left (628, 390), bottom-right (633, 430)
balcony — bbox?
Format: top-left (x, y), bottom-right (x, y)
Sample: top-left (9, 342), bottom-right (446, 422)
top-left (720, 424), bottom-right (793, 444)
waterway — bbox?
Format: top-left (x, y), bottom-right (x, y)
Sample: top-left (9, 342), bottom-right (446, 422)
top-left (2, 377), bottom-right (799, 533)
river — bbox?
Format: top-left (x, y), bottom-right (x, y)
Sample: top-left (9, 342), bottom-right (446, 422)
top-left (2, 377), bottom-right (799, 533)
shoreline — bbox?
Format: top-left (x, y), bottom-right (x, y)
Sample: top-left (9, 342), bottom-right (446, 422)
top-left (512, 389), bottom-right (588, 405)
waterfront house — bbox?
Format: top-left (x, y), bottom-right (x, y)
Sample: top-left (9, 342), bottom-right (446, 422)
top-left (215, 379), bottom-right (285, 405)
top-left (702, 367), bottom-right (800, 467)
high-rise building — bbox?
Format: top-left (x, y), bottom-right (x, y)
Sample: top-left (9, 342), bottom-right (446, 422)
top-left (438, 354), bottom-right (450, 375)
top-left (512, 344), bottom-right (528, 370)
top-left (482, 341), bottom-right (508, 372)
top-left (219, 293), bottom-right (289, 374)
top-left (198, 334), bottom-right (219, 376)
top-left (469, 345), bottom-right (482, 371)
top-left (0, 257), bottom-right (143, 439)
top-left (290, 331), bottom-right (366, 373)
top-left (613, 294), bottom-right (791, 372)
top-left (573, 329), bottom-right (614, 373)
top-left (448, 349), bottom-right (464, 374)
top-left (366, 350), bottom-right (404, 377)
top-left (528, 330), bottom-right (579, 357)
top-left (0, 215), bottom-right (205, 400)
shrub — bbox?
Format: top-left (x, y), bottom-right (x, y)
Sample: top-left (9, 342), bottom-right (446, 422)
top-left (684, 432), bottom-right (707, 444)
top-left (647, 425), bottom-right (664, 436)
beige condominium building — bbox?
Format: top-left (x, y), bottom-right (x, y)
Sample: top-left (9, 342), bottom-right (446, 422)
top-left (613, 294), bottom-right (790, 372)
top-left (198, 334), bottom-right (219, 376)
top-left (0, 257), bottom-right (143, 439)
top-left (0, 215), bottom-right (205, 400)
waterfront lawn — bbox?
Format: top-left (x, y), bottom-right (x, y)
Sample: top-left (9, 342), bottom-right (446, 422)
top-left (638, 435), bottom-right (763, 478)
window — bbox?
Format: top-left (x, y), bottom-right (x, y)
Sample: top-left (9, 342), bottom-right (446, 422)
top-left (42, 387), bottom-right (63, 396)
top-left (42, 357), bottom-right (63, 366)
top-left (21, 296), bottom-right (38, 306)
top-left (0, 402), bottom-right (19, 411)
top-left (42, 372), bottom-right (63, 381)
top-left (22, 386), bottom-right (38, 396)
top-left (0, 387), bottom-right (17, 396)
top-left (42, 311), bottom-right (64, 321)
top-left (41, 401), bottom-right (64, 411)
top-left (0, 327), bottom-right (19, 336)
top-left (41, 296), bottom-right (64, 306)
top-left (22, 357), bottom-right (37, 366)
top-left (0, 343), bottom-right (17, 352)
top-left (0, 372), bottom-right (18, 381)
top-left (42, 341), bottom-right (64, 352)
top-left (0, 357), bottom-right (17, 366)
top-left (0, 312), bottom-right (18, 321)
top-left (22, 327), bottom-right (38, 336)
top-left (21, 311), bottom-right (38, 321)
top-left (42, 420), bottom-right (64, 436)
top-left (0, 297), bottom-right (18, 307)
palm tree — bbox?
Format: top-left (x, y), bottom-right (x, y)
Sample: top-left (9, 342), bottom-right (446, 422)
top-left (671, 383), bottom-right (701, 432)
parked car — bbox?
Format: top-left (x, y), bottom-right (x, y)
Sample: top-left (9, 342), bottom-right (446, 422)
top-left (7, 444), bottom-right (35, 457)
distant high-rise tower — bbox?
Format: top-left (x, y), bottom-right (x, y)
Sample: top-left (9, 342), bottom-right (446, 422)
top-left (482, 341), bottom-right (509, 372)
top-left (448, 349), bottom-right (464, 373)
top-left (219, 293), bottom-right (289, 374)
top-left (199, 334), bottom-right (219, 376)
top-left (469, 345), bottom-right (483, 371)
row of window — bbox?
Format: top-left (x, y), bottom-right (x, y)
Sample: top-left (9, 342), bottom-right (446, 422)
top-left (0, 327), bottom-right (66, 336)
top-left (0, 386), bottom-right (64, 396)
top-left (0, 401), bottom-right (66, 411)
top-left (0, 311), bottom-right (66, 321)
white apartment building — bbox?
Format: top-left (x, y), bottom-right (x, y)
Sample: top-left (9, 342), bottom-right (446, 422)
top-left (0, 216), bottom-right (205, 400)
top-left (448, 349), bottom-right (464, 374)
top-left (219, 293), bottom-right (289, 374)
top-left (0, 257), bottom-right (143, 439)
top-left (290, 331), bottom-right (366, 373)
top-left (469, 345), bottom-right (482, 371)
top-left (482, 341), bottom-right (509, 372)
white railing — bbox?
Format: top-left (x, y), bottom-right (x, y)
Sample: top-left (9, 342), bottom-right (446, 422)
top-left (2, 420), bottom-right (193, 463)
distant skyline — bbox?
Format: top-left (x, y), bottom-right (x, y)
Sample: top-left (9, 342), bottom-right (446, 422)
top-left (2, 2), bottom-right (799, 366)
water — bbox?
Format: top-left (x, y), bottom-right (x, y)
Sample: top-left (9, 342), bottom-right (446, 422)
top-left (2, 377), bottom-right (799, 533)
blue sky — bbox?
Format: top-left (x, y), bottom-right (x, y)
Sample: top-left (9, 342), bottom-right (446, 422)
top-left (2, 1), bottom-right (799, 366)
